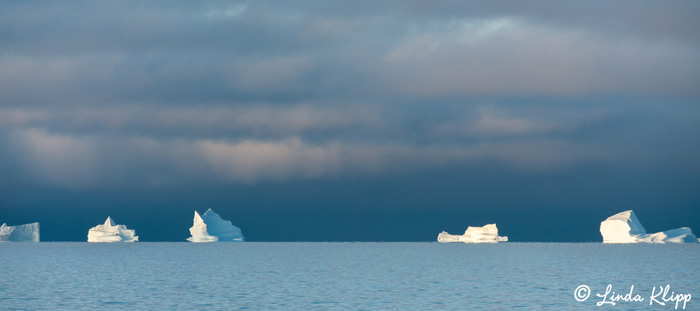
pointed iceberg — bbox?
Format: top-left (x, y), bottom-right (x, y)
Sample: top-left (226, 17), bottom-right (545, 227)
top-left (0, 222), bottom-right (40, 242)
top-left (87, 217), bottom-right (138, 242)
top-left (600, 210), bottom-right (698, 243)
top-left (438, 224), bottom-right (508, 243)
top-left (187, 209), bottom-right (244, 242)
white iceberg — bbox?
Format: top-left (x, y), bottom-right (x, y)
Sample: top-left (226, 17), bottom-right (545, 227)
top-left (87, 217), bottom-right (138, 242)
top-left (600, 210), bottom-right (698, 244)
top-left (599, 210), bottom-right (646, 243)
top-left (187, 209), bottom-right (244, 242)
top-left (437, 224), bottom-right (508, 243)
top-left (0, 222), bottom-right (40, 242)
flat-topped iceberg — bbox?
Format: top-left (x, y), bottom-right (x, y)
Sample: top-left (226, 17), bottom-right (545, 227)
top-left (0, 222), bottom-right (40, 242)
top-left (87, 217), bottom-right (138, 242)
top-left (600, 210), bottom-right (698, 244)
top-left (599, 210), bottom-right (646, 243)
top-left (438, 224), bottom-right (508, 243)
top-left (187, 209), bottom-right (244, 242)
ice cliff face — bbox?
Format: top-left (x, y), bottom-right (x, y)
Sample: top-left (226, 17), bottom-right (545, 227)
top-left (87, 217), bottom-right (138, 242)
top-left (438, 224), bottom-right (508, 243)
top-left (187, 209), bottom-right (244, 242)
top-left (600, 210), bottom-right (697, 243)
top-left (0, 222), bottom-right (40, 242)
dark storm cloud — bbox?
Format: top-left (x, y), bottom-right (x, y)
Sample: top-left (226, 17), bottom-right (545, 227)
top-left (2, 0), bottom-right (700, 105)
top-left (0, 0), bottom-right (699, 188)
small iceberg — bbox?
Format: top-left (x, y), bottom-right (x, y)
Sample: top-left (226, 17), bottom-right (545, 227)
top-left (0, 222), bottom-right (40, 242)
top-left (600, 210), bottom-right (698, 244)
top-left (87, 217), bottom-right (139, 242)
top-left (187, 209), bottom-right (244, 242)
top-left (438, 224), bottom-right (508, 243)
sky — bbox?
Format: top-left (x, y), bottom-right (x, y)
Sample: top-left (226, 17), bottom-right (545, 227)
top-left (1, 1), bottom-right (699, 242)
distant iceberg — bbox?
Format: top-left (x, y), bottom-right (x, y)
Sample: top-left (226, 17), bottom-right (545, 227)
top-left (187, 209), bottom-right (244, 242)
top-left (600, 210), bottom-right (698, 244)
top-left (0, 222), bottom-right (40, 242)
top-left (438, 224), bottom-right (508, 243)
top-left (87, 217), bottom-right (138, 242)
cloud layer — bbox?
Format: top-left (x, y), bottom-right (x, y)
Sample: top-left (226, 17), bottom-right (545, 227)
top-left (1, 1), bottom-right (699, 188)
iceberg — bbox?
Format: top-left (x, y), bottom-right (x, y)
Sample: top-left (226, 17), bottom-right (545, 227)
top-left (636, 227), bottom-right (699, 244)
top-left (187, 209), bottom-right (244, 242)
top-left (437, 224), bottom-right (508, 243)
top-left (600, 210), bottom-right (698, 244)
top-left (87, 217), bottom-right (138, 242)
top-left (0, 222), bottom-right (40, 242)
top-left (599, 210), bottom-right (646, 243)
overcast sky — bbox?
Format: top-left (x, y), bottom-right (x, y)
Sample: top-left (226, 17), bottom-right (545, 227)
top-left (1, 1), bottom-right (699, 241)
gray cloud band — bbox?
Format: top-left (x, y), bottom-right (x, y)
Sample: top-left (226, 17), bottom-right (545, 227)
top-left (0, 1), bottom-right (698, 187)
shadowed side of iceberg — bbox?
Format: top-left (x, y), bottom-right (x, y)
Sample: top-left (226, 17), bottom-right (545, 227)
top-left (0, 222), bottom-right (40, 242)
top-left (637, 227), bottom-right (699, 244)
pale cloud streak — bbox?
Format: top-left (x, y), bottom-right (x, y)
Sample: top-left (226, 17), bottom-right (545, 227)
top-left (197, 138), bottom-right (342, 182)
top-left (12, 129), bottom-right (98, 188)
top-left (3, 125), bottom-right (628, 188)
top-left (377, 18), bottom-right (699, 96)
top-left (0, 105), bottom-right (382, 136)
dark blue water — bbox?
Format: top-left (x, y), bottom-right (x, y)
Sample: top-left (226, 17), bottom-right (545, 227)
top-left (1, 243), bottom-right (698, 310)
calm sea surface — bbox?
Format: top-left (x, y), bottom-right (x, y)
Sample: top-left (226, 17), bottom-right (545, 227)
top-left (1, 243), bottom-right (698, 310)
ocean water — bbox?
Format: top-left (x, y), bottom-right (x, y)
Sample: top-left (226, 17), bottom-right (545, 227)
top-left (1, 243), bottom-right (698, 310)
